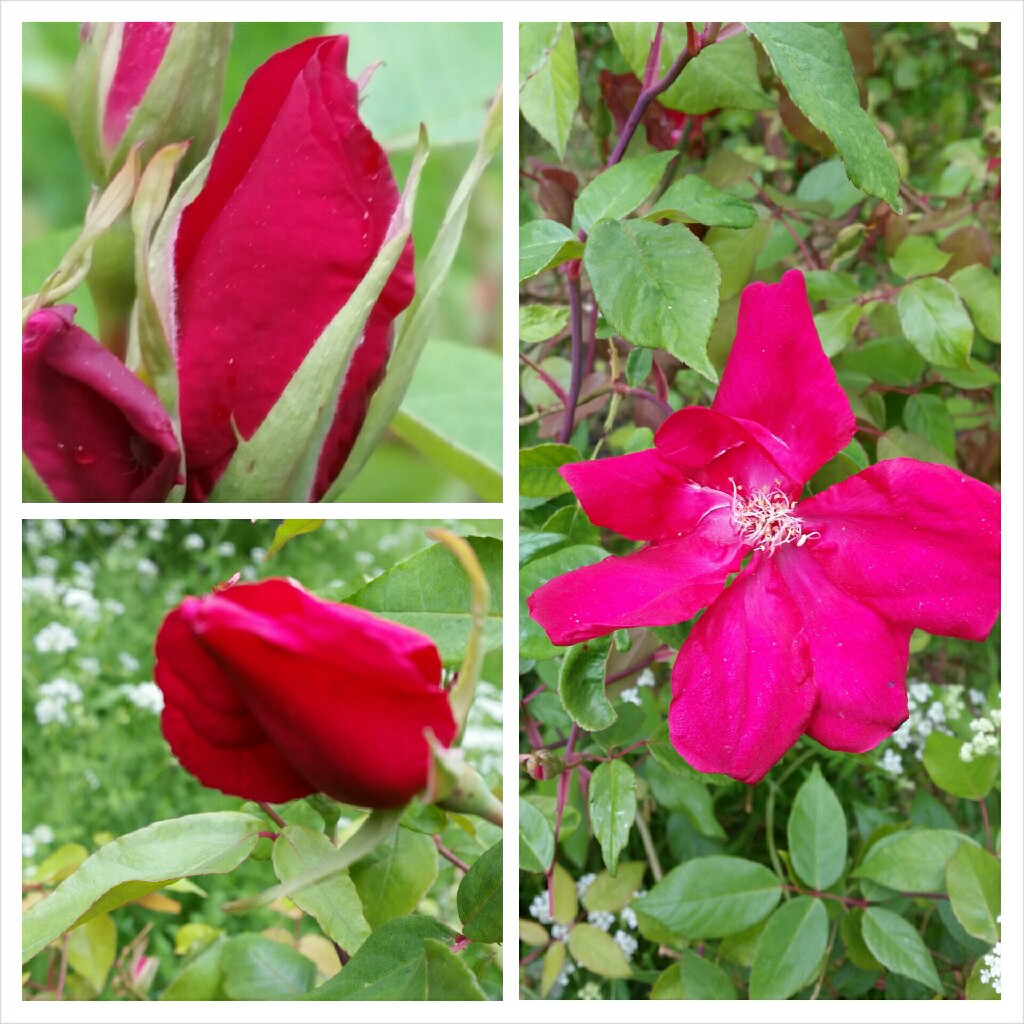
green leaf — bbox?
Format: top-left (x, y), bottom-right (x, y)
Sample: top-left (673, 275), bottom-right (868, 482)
top-left (634, 856), bottom-right (781, 939)
top-left (540, 941), bottom-right (566, 996)
top-left (520, 303), bottom-right (571, 343)
top-left (22, 454), bottom-right (55, 502)
top-left (519, 443), bottom-right (580, 498)
top-left (272, 825), bottom-right (371, 955)
top-left (923, 731), bottom-right (998, 799)
top-left (897, 276), bottom-right (974, 369)
top-left (854, 829), bottom-right (974, 892)
top-left (877, 425), bottom-right (955, 468)
top-left (589, 760), bottom-right (637, 875)
top-left (840, 909), bottom-right (883, 972)
top-left (519, 22), bottom-right (579, 158)
top-left (30, 843), bottom-right (88, 884)
top-left (221, 934), bottom-right (316, 1000)
top-left (209, 131), bottom-right (426, 501)
top-left (950, 264), bottom-right (1000, 342)
top-left (347, 535), bottom-right (502, 666)
top-left (574, 152), bottom-right (675, 234)
top-left (796, 158), bottom-right (867, 217)
top-left (890, 236), bottom-right (952, 279)
top-left (161, 936), bottom-right (227, 1000)
top-left (651, 949), bottom-right (738, 998)
top-left (842, 337), bottom-right (926, 386)
top-left (904, 393), bottom-right (957, 460)
top-left (519, 798), bottom-right (555, 873)
top-left (327, 91), bottom-right (501, 499)
top-left (457, 840), bottom-right (502, 943)
top-left (391, 339), bottom-right (502, 500)
top-left (350, 827), bottom-right (437, 930)
top-left (264, 519), bottom-right (325, 560)
top-left (65, 913), bottom-right (116, 993)
top-left (303, 915), bottom-right (484, 1000)
top-left (644, 760), bottom-right (725, 839)
top-left (946, 843), bottom-right (1000, 944)
top-left (558, 637), bottom-right (615, 731)
top-left (813, 303), bottom-right (863, 357)
top-left (747, 23), bottom-right (902, 211)
top-left (861, 907), bottom-right (942, 992)
top-left (567, 922), bottom-right (632, 979)
top-left (22, 812), bottom-right (262, 963)
top-left (519, 544), bottom-right (607, 659)
top-left (966, 951), bottom-right (1001, 1000)
top-left (704, 216), bottom-right (773, 300)
top-left (582, 862), bottom-right (647, 913)
top-left (625, 348), bottom-right (653, 387)
top-left (584, 218), bottom-right (720, 381)
top-left (648, 175), bottom-right (757, 229)
top-left (787, 765), bottom-right (848, 890)
top-left (935, 359), bottom-right (1000, 390)
top-left (749, 897), bottom-right (828, 999)
top-left (519, 219), bottom-right (585, 280)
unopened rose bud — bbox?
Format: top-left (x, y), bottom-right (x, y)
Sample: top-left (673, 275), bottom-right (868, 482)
top-left (22, 305), bottom-right (182, 501)
top-left (69, 22), bottom-right (230, 185)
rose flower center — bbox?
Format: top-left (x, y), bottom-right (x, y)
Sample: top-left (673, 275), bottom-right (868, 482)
top-left (729, 480), bottom-right (818, 554)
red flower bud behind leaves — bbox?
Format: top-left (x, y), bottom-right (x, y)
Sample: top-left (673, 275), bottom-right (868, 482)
top-left (174, 35), bottom-right (415, 501)
top-left (153, 578), bottom-right (457, 809)
top-left (22, 305), bottom-right (181, 501)
top-left (101, 22), bottom-right (174, 150)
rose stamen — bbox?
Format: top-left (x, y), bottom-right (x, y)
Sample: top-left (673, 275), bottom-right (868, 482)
top-left (730, 479), bottom-right (819, 554)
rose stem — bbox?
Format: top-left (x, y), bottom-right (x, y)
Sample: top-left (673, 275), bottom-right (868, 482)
top-left (258, 802), bottom-right (287, 829)
top-left (434, 834), bottom-right (470, 873)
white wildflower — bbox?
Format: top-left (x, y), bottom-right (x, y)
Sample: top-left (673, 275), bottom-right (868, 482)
top-left (578, 980), bottom-right (602, 999)
top-left (217, 542), bottom-right (236, 558)
top-left (613, 929), bottom-right (638, 959)
top-left (979, 943), bottom-right (1001, 994)
top-left (879, 748), bottom-right (904, 776)
top-left (620, 906), bottom-right (638, 930)
top-left (63, 588), bottom-right (101, 622)
top-left (587, 909), bottom-right (615, 932)
top-left (119, 682), bottom-right (164, 714)
top-left (183, 533), bottom-right (205, 551)
top-left (529, 892), bottom-right (553, 925)
top-left (637, 668), bottom-right (656, 688)
top-left (619, 687), bottom-right (642, 706)
top-left (119, 652), bottom-right (141, 674)
top-left (576, 873), bottom-right (596, 899)
top-left (40, 521), bottom-right (66, 544)
top-left (137, 558), bottom-right (159, 577)
top-left (34, 622), bottom-right (78, 654)
top-left (550, 923), bottom-right (569, 941)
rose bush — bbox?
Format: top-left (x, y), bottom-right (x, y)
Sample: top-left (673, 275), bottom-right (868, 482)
top-left (22, 304), bottom-right (181, 501)
top-left (154, 577), bottom-right (456, 809)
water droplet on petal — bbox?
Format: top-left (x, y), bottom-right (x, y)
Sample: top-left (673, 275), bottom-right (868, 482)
top-left (73, 445), bottom-right (98, 465)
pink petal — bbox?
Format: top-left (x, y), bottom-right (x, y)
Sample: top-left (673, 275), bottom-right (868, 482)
top-left (711, 269), bottom-right (855, 483)
top-left (774, 545), bottom-right (910, 752)
top-left (655, 405), bottom-right (801, 495)
top-left (799, 459), bottom-right (1001, 641)
top-left (669, 555), bottom-right (817, 783)
top-left (561, 449), bottom-right (733, 542)
top-left (527, 516), bottom-right (744, 646)
top-left (102, 23), bottom-right (174, 150)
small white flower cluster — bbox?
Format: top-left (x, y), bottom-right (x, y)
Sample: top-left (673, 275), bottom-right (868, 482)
top-left (146, 520), bottom-right (169, 542)
top-left (137, 557), bottom-right (159, 578)
top-left (578, 980), bottom-right (602, 999)
top-left (619, 687), bottom-right (642, 706)
top-left (528, 891), bottom-right (553, 925)
top-left (21, 823), bottom-right (55, 860)
top-left (34, 678), bottom-right (83, 725)
top-left (637, 668), bottom-right (657, 688)
top-left (587, 909), bottom-right (616, 931)
top-left (119, 682), bottom-right (164, 714)
top-left (880, 680), bottom-right (964, 775)
top-left (119, 652), bottom-right (141, 674)
top-left (575, 873), bottom-right (596, 899)
top-left (63, 587), bottom-right (101, 622)
top-left (183, 533), bottom-right (205, 551)
top-left (33, 622), bottom-right (78, 654)
top-left (980, 942), bottom-right (1001, 994)
top-left (960, 711), bottom-right (1001, 762)
top-left (613, 930), bottom-right (639, 958)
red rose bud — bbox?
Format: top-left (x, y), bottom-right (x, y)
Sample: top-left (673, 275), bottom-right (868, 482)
top-left (69, 22), bottom-right (231, 184)
top-left (22, 305), bottom-right (181, 501)
top-left (153, 578), bottom-right (457, 809)
top-left (173, 35), bottom-right (415, 501)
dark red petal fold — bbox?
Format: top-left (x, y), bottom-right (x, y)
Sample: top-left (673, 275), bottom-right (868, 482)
top-left (711, 269), bottom-right (855, 483)
top-left (153, 578), bottom-right (455, 809)
top-left (669, 556), bottom-right (817, 783)
top-left (798, 458), bottom-right (1001, 641)
top-left (22, 305), bottom-right (181, 502)
top-left (175, 35), bottom-right (414, 501)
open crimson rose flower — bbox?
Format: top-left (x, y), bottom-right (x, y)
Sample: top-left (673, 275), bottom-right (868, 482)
top-left (528, 270), bottom-right (1000, 783)
top-left (154, 578), bottom-right (456, 808)
top-left (173, 34), bottom-right (415, 501)
top-left (22, 305), bottom-right (181, 501)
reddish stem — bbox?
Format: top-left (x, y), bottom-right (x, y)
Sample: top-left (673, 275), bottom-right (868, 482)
top-left (520, 352), bottom-right (567, 404)
top-left (559, 270), bottom-right (585, 443)
top-left (258, 801), bottom-right (287, 829)
top-left (979, 797), bottom-right (992, 852)
top-left (434, 834), bottom-right (471, 873)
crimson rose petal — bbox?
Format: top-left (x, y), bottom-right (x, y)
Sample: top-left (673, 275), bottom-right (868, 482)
top-left (668, 556), bottom-right (817, 784)
top-left (799, 459), bottom-right (1001, 641)
top-left (22, 305), bottom-right (181, 502)
top-left (174, 35), bottom-right (415, 501)
top-left (154, 578), bottom-right (456, 809)
top-left (711, 268), bottom-right (856, 483)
